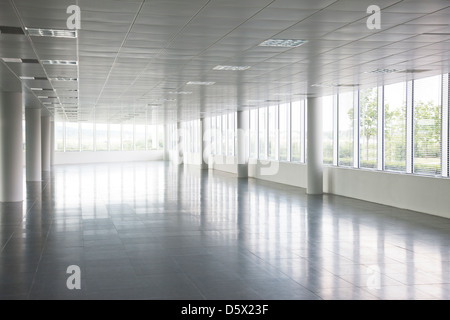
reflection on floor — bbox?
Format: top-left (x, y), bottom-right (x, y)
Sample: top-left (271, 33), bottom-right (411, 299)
top-left (1, 161), bottom-right (449, 300)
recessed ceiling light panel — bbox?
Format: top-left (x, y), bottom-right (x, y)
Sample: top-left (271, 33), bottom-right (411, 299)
top-left (168, 91), bottom-right (192, 95)
top-left (49, 77), bottom-right (78, 81)
top-left (2, 58), bottom-right (23, 63)
top-left (365, 68), bottom-right (402, 74)
top-left (259, 39), bottom-right (308, 48)
top-left (42, 60), bottom-right (78, 65)
top-left (213, 65), bottom-right (251, 71)
top-left (187, 81), bottom-right (215, 86)
top-left (26, 27), bottom-right (77, 38)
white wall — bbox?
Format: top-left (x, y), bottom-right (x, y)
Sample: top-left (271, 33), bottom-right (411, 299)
top-left (54, 151), bottom-right (163, 165)
top-left (249, 160), bottom-right (307, 189)
top-left (210, 155), bottom-right (237, 174)
top-left (183, 152), bottom-right (203, 166)
top-left (324, 166), bottom-right (450, 219)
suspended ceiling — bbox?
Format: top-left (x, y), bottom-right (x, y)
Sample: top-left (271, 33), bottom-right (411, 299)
top-left (1, 0), bottom-right (450, 124)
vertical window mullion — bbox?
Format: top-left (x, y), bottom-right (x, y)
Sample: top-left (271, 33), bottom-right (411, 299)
top-left (287, 102), bottom-right (291, 162)
top-left (442, 74), bottom-right (449, 177)
top-left (93, 112), bottom-right (97, 152)
top-left (378, 86), bottom-right (384, 171)
top-left (353, 90), bottom-right (359, 168)
top-left (63, 119), bottom-right (66, 152)
top-left (300, 101), bottom-right (306, 163)
top-left (266, 106), bottom-right (269, 159)
top-left (107, 122), bottom-right (110, 152)
top-left (256, 108), bottom-right (259, 160)
top-left (406, 80), bottom-right (414, 174)
top-left (333, 93), bottom-right (339, 166)
top-left (277, 104), bottom-right (280, 161)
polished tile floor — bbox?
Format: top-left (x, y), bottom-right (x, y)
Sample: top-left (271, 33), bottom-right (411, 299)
top-left (1, 161), bottom-right (450, 300)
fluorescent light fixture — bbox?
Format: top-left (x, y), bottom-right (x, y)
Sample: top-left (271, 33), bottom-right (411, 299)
top-left (31, 88), bottom-right (53, 91)
top-left (187, 81), bottom-right (215, 86)
top-left (311, 83), bottom-right (334, 88)
top-left (365, 68), bottom-right (402, 74)
top-left (213, 65), bottom-right (251, 71)
top-left (334, 83), bottom-right (360, 88)
top-left (422, 33), bottom-right (450, 36)
top-left (25, 27), bottom-right (77, 38)
top-left (168, 91), bottom-right (192, 95)
top-left (42, 60), bottom-right (78, 65)
top-left (2, 58), bottom-right (22, 63)
top-left (49, 77), bottom-right (78, 81)
top-left (259, 39), bottom-right (308, 48)
top-left (20, 76), bottom-right (49, 80)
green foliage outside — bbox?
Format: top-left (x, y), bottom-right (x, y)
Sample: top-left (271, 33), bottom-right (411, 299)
top-left (353, 90), bottom-right (441, 175)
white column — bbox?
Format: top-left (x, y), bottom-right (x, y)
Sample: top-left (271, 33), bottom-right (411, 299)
top-left (163, 124), bottom-right (169, 161)
top-left (200, 118), bottom-right (209, 170)
top-left (237, 110), bottom-right (249, 178)
top-left (307, 97), bottom-right (323, 195)
top-left (0, 91), bottom-right (23, 202)
top-left (50, 120), bottom-right (55, 166)
top-left (41, 116), bottom-right (51, 172)
top-left (26, 108), bottom-right (42, 182)
top-left (176, 121), bottom-right (183, 165)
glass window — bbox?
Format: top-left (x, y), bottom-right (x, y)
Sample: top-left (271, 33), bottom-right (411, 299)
top-left (158, 125), bottom-right (164, 150)
top-left (359, 88), bottom-right (378, 169)
top-left (249, 109), bottom-right (258, 159)
top-left (384, 82), bottom-right (406, 172)
top-left (259, 107), bottom-right (267, 159)
top-left (413, 75), bottom-right (442, 175)
top-left (81, 122), bottom-right (94, 151)
top-left (56, 121), bottom-right (65, 151)
top-left (96, 123), bottom-right (108, 151)
top-left (279, 103), bottom-right (289, 161)
top-left (322, 96), bottom-right (334, 165)
top-left (109, 123), bottom-right (121, 151)
top-left (65, 122), bottom-right (79, 152)
top-left (268, 105), bottom-right (278, 160)
top-left (147, 125), bottom-right (156, 150)
top-left (122, 122), bottom-right (134, 151)
top-left (291, 101), bottom-right (304, 162)
top-left (228, 113), bottom-right (235, 156)
top-left (338, 91), bottom-right (354, 166)
top-left (217, 116), bottom-right (222, 155)
top-left (222, 115), bottom-right (227, 156)
top-left (211, 117), bottom-right (217, 155)
top-left (135, 123), bottom-right (146, 151)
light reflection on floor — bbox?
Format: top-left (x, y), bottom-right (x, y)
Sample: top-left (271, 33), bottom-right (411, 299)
top-left (1, 161), bottom-right (450, 300)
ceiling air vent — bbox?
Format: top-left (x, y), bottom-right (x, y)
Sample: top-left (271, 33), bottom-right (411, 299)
top-left (0, 26), bottom-right (25, 35)
top-left (21, 59), bottom-right (39, 64)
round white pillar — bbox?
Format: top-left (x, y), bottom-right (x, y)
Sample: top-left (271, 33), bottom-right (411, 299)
top-left (237, 110), bottom-right (249, 178)
top-left (41, 116), bottom-right (51, 172)
top-left (26, 108), bottom-right (42, 182)
top-left (307, 97), bottom-right (323, 195)
top-left (0, 91), bottom-right (23, 202)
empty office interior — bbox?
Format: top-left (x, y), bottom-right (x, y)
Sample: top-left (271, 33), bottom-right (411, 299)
top-left (1, 0), bottom-right (450, 300)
